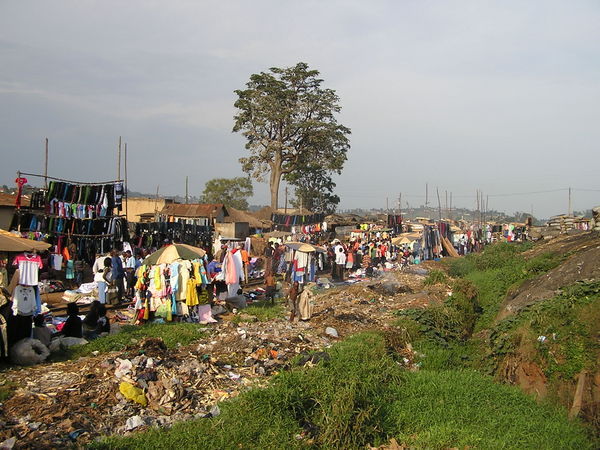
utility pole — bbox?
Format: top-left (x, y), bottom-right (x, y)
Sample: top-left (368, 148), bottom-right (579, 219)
top-left (386, 197), bottom-right (389, 213)
top-left (154, 185), bottom-right (160, 221)
top-left (44, 138), bottom-right (49, 189)
top-left (284, 186), bottom-right (288, 214)
top-left (425, 183), bottom-right (429, 208)
top-left (449, 192), bottom-right (453, 221)
top-left (436, 187), bottom-right (442, 222)
top-left (398, 193), bottom-right (402, 218)
top-left (445, 190), bottom-right (448, 219)
top-left (117, 136), bottom-right (122, 181)
top-left (124, 143), bottom-right (128, 221)
top-left (568, 187), bottom-right (572, 216)
top-left (185, 176), bottom-right (189, 204)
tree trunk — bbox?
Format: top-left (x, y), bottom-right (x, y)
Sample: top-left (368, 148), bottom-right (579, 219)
top-left (270, 166), bottom-right (282, 210)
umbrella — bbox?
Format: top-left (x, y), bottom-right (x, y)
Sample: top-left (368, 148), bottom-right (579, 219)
top-left (0, 229), bottom-right (51, 252)
top-left (143, 243), bottom-right (206, 265)
top-left (285, 242), bottom-right (326, 253)
top-left (392, 235), bottom-right (419, 245)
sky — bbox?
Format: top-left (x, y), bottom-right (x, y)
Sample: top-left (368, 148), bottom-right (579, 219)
top-left (1, 1), bottom-right (599, 219)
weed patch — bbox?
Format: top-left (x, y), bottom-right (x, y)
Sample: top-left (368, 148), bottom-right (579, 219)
top-left (69, 322), bottom-right (207, 358)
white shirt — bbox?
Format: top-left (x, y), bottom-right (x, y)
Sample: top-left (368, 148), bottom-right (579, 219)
top-left (336, 250), bottom-right (347, 265)
top-left (12, 285), bottom-right (36, 316)
top-left (13, 253), bottom-right (43, 286)
top-left (92, 255), bottom-right (109, 273)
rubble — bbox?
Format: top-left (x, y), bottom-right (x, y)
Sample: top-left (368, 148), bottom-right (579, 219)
top-left (0, 266), bottom-right (437, 447)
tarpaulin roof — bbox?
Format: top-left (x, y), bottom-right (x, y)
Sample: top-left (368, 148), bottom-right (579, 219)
top-left (0, 229), bottom-right (51, 252)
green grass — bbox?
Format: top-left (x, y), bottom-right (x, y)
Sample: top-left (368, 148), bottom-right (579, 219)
top-left (69, 322), bottom-right (207, 358)
top-left (93, 332), bottom-right (595, 450)
top-left (423, 269), bottom-right (448, 285)
top-left (232, 300), bottom-right (284, 324)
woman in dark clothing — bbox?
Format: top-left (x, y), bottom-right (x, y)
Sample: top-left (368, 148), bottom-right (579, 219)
top-left (83, 301), bottom-right (110, 340)
top-left (62, 302), bottom-right (82, 338)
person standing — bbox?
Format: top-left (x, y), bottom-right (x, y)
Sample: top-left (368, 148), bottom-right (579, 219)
top-left (336, 246), bottom-right (347, 281)
top-left (124, 250), bottom-right (136, 299)
top-left (110, 249), bottom-right (125, 303)
top-left (239, 243), bottom-right (249, 284)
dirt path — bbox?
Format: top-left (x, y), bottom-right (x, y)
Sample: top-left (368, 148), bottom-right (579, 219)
top-left (0, 268), bottom-right (441, 448)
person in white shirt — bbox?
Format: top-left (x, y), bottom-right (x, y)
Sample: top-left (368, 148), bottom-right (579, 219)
top-left (123, 250), bottom-right (136, 299)
top-left (335, 247), bottom-right (347, 282)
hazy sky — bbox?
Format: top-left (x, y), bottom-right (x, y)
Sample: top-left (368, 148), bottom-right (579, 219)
top-left (1, 1), bottom-right (599, 218)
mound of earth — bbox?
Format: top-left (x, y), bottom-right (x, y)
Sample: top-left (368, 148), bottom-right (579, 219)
top-left (497, 232), bottom-right (600, 321)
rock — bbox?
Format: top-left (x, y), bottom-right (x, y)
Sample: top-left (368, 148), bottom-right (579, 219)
top-left (209, 404), bottom-right (220, 417)
top-left (325, 327), bottom-right (339, 338)
top-left (125, 415), bottom-right (145, 431)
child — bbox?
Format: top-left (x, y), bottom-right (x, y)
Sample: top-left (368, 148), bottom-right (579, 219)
top-left (61, 302), bottom-right (82, 338)
top-left (264, 274), bottom-right (276, 304)
top-left (287, 281), bottom-right (299, 322)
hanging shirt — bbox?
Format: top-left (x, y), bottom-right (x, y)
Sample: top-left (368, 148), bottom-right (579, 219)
top-left (11, 285), bottom-right (37, 316)
top-left (13, 253), bottom-right (43, 286)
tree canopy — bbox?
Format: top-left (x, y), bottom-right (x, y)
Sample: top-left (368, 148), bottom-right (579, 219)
top-left (233, 62), bottom-right (350, 209)
top-left (200, 177), bottom-right (253, 210)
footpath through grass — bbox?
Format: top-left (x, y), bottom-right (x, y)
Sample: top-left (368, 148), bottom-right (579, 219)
top-left (93, 332), bottom-right (594, 449)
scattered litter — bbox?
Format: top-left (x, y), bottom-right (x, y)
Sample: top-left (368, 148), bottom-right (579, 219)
top-left (125, 415), bottom-right (145, 431)
top-left (325, 327), bottom-right (339, 338)
top-left (119, 382), bottom-right (148, 407)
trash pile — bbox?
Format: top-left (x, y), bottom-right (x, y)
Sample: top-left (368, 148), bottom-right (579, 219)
top-left (0, 267), bottom-right (438, 448)
top-left (592, 206), bottom-right (600, 232)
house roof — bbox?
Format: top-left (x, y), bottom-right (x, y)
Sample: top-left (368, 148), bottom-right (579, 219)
top-left (0, 193), bottom-right (29, 207)
top-left (159, 203), bottom-right (227, 218)
top-left (224, 206), bottom-right (269, 228)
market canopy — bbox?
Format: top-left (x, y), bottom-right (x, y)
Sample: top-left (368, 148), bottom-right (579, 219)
top-left (143, 243), bottom-right (206, 265)
top-left (285, 242), bottom-right (326, 253)
top-left (0, 229), bottom-right (51, 252)
top-left (392, 234), bottom-right (421, 245)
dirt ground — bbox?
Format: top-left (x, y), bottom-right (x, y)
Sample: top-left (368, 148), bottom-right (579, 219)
top-left (0, 267), bottom-right (438, 449)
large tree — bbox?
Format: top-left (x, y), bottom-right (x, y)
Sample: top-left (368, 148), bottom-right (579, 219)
top-left (200, 177), bottom-right (253, 210)
top-left (233, 62), bottom-right (350, 209)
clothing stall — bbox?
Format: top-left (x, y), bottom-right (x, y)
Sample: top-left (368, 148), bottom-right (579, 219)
top-left (12, 171), bottom-right (128, 264)
top-left (134, 244), bottom-right (216, 323)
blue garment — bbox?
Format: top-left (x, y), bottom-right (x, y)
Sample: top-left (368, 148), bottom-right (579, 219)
top-left (111, 256), bottom-right (124, 279)
top-left (97, 281), bottom-right (107, 304)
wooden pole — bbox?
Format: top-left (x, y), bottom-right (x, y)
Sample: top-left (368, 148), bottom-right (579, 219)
top-left (117, 136), bottom-right (122, 181)
top-left (284, 186), bottom-right (288, 214)
top-left (185, 176), bottom-right (189, 204)
top-left (445, 190), bottom-right (448, 219)
top-left (425, 183), bottom-right (429, 207)
top-left (568, 187), bottom-right (572, 216)
top-left (436, 187), bottom-right (442, 222)
top-left (154, 185), bottom-right (160, 221)
top-left (44, 138), bottom-right (49, 189)
top-left (450, 192), bottom-right (453, 221)
top-left (124, 143), bottom-right (128, 221)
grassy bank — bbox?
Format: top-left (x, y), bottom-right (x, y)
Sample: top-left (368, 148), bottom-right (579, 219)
top-left (93, 332), bottom-right (594, 449)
